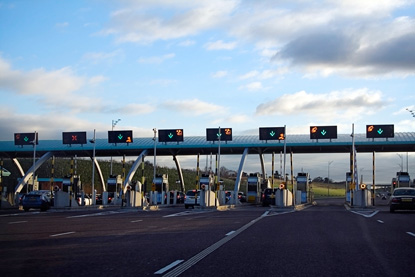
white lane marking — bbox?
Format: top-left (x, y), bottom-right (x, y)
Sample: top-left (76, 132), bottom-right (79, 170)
top-left (407, 232), bottom-right (415, 238)
top-left (162, 213), bottom-right (265, 277)
top-left (8, 221), bottom-right (28, 224)
top-left (0, 213), bottom-right (20, 217)
top-left (226, 231), bottom-right (235, 236)
top-left (377, 220), bottom-right (384, 224)
top-left (350, 210), bottom-right (379, 218)
top-left (50, 231), bottom-right (75, 237)
top-left (67, 211), bottom-right (120, 218)
top-left (131, 219), bottom-right (143, 223)
top-left (163, 210), bottom-right (213, 218)
top-left (154, 260), bottom-right (184, 275)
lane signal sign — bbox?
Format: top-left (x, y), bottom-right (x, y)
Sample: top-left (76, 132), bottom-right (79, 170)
top-left (158, 129), bottom-right (184, 142)
top-left (206, 128), bottom-right (232, 141)
top-left (310, 126), bottom-right (337, 140)
top-left (259, 127), bottom-right (286, 141)
top-left (62, 132), bottom-right (87, 145)
top-left (108, 130), bottom-right (133, 144)
top-left (366, 124), bottom-right (394, 138)
top-left (14, 132), bottom-right (38, 146)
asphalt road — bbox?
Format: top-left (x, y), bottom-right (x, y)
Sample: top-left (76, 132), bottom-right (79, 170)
top-left (0, 199), bottom-right (414, 277)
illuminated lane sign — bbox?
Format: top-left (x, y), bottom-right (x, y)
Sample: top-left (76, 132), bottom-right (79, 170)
top-left (259, 127), bottom-right (285, 141)
top-left (366, 124), bottom-right (394, 138)
top-left (62, 132), bottom-right (87, 145)
top-left (206, 128), bottom-right (232, 141)
top-left (158, 129), bottom-right (184, 142)
top-left (310, 126), bottom-right (337, 140)
top-left (14, 132), bottom-right (38, 145)
top-left (108, 130), bottom-right (133, 144)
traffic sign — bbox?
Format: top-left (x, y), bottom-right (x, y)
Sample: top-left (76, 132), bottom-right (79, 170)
top-left (62, 131), bottom-right (87, 145)
top-left (310, 126), bottom-right (337, 140)
top-left (14, 132), bottom-right (38, 145)
top-left (206, 128), bottom-right (232, 141)
top-left (108, 130), bottom-right (133, 144)
top-left (259, 127), bottom-right (285, 140)
top-left (366, 124), bottom-right (394, 138)
top-left (158, 129), bottom-right (184, 142)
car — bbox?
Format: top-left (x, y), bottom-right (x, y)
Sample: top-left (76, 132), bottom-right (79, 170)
top-left (95, 194), bottom-right (102, 205)
top-left (168, 191), bottom-right (185, 204)
top-left (262, 188), bottom-right (277, 206)
top-left (225, 191), bottom-right (232, 203)
top-left (238, 192), bottom-right (247, 202)
top-left (17, 193), bottom-right (26, 205)
top-left (184, 190), bottom-right (200, 209)
top-left (389, 187), bottom-right (415, 213)
top-left (22, 190), bottom-right (53, 211)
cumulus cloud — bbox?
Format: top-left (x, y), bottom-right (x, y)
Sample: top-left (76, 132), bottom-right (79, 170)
top-left (204, 40), bottom-right (237, 50)
top-left (212, 70), bottom-right (228, 78)
top-left (138, 53), bottom-right (175, 64)
top-left (102, 0), bottom-right (237, 44)
top-left (162, 98), bottom-right (224, 116)
top-left (238, 81), bottom-right (266, 91)
top-left (255, 89), bottom-right (389, 120)
top-left (0, 56), bottom-right (109, 113)
top-left (101, 0), bottom-right (414, 77)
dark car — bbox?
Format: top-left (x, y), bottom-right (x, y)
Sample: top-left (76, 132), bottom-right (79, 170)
top-left (262, 188), bottom-right (277, 206)
top-left (389, 187), bottom-right (415, 213)
top-left (238, 192), bottom-right (247, 202)
top-left (166, 191), bottom-right (185, 204)
top-left (22, 190), bottom-right (52, 211)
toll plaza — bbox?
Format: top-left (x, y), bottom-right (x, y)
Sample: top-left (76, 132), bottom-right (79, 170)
top-left (1, 127), bottom-right (415, 210)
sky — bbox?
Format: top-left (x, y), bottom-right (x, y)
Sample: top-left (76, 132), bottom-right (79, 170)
top-left (0, 0), bottom-right (414, 183)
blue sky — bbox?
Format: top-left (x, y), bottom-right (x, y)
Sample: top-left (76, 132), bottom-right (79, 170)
top-left (0, 0), bottom-right (414, 182)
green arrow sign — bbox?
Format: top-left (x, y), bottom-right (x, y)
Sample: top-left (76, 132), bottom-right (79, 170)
top-left (168, 133), bottom-right (174, 139)
top-left (321, 130), bottom-right (327, 136)
top-left (118, 134), bottom-right (123, 140)
top-left (377, 128), bottom-right (384, 135)
top-left (217, 133), bottom-right (222, 137)
top-left (269, 131), bottom-right (276, 137)
top-left (24, 137), bottom-right (29, 142)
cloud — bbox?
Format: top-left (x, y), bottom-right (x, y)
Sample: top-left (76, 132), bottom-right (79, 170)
top-left (238, 81), bottom-right (266, 91)
top-left (162, 98), bottom-right (224, 116)
top-left (212, 70), bottom-right (228, 78)
top-left (204, 40), bottom-right (237, 50)
top-left (0, 56), bottom-right (107, 113)
top-left (275, 28), bottom-right (415, 78)
top-left (138, 53), bottom-right (175, 64)
top-left (103, 0), bottom-right (238, 44)
top-left (55, 22), bottom-right (69, 28)
top-left (255, 88), bottom-right (389, 120)
top-left (115, 103), bottom-right (155, 115)
top-left (178, 39), bottom-right (196, 46)
top-left (82, 49), bottom-right (124, 64)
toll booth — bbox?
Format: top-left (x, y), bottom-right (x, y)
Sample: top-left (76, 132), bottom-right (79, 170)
top-left (200, 174), bottom-right (214, 191)
top-left (106, 175), bottom-right (122, 205)
top-left (57, 175), bottom-right (83, 207)
top-left (199, 182), bottom-right (216, 207)
top-left (296, 172), bottom-right (310, 204)
top-left (26, 176), bottom-right (39, 192)
top-left (62, 175), bottom-right (72, 193)
top-left (152, 174), bottom-right (169, 204)
top-left (396, 172), bottom-right (411, 188)
top-left (247, 173), bottom-right (262, 204)
top-left (346, 172), bottom-right (352, 202)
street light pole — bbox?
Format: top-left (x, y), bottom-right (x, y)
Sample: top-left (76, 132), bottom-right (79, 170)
top-left (110, 119), bottom-right (121, 175)
top-left (328, 161), bottom-right (333, 197)
top-left (30, 131), bottom-right (37, 193)
top-left (397, 153), bottom-right (403, 172)
top-left (90, 129), bottom-right (96, 205)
